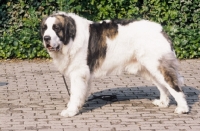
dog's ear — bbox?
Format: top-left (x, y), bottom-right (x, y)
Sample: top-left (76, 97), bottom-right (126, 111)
top-left (40, 16), bottom-right (48, 39)
top-left (63, 16), bottom-right (76, 45)
top-left (67, 17), bottom-right (76, 39)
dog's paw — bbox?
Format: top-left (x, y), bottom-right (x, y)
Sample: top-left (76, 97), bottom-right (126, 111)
top-left (152, 99), bottom-right (169, 107)
top-left (60, 108), bottom-right (79, 117)
top-left (174, 106), bottom-right (189, 114)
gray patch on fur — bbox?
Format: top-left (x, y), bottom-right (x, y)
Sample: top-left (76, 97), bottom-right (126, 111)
top-left (159, 53), bottom-right (182, 92)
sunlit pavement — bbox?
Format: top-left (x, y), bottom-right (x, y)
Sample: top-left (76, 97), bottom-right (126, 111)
top-left (0, 59), bottom-right (200, 131)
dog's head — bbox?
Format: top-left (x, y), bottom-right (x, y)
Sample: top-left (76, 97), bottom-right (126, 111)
top-left (40, 13), bottom-right (76, 52)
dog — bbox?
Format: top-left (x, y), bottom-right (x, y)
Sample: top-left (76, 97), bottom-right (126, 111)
top-left (40, 12), bottom-right (189, 117)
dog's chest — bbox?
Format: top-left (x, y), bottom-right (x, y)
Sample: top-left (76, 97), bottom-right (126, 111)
top-left (51, 53), bottom-right (70, 74)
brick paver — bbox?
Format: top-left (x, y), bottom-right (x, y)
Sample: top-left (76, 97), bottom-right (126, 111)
top-left (0, 59), bottom-right (200, 131)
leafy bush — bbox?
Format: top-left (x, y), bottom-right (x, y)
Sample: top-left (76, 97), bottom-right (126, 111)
top-left (0, 0), bottom-right (199, 59)
top-left (142, 0), bottom-right (200, 59)
top-left (0, 0), bottom-right (58, 59)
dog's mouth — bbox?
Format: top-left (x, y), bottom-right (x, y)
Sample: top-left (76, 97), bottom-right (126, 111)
top-left (46, 44), bottom-right (60, 52)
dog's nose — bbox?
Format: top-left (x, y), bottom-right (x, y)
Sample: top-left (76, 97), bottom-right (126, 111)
top-left (44, 35), bottom-right (51, 42)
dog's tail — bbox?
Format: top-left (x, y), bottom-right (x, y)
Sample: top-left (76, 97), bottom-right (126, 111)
top-left (159, 53), bottom-right (184, 92)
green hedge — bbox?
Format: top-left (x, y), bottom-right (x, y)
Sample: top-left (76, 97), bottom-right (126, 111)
top-left (0, 0), bottom-right (199, 59)
top-left (0, 0), bottom-right (58, 59)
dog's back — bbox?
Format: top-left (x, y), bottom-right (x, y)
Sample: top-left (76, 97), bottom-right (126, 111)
top-left (91, 20), bottom-right (172, 77)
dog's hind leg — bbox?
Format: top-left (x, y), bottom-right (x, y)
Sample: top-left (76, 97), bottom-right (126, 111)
top-left (60, 68), bottom-right (91, 117)
top-left (141, 54), bottom-right (189, 114)
top-left (126, 61), bottom-right (170, 107)
top-left (157, 56), bottom-right (189, 114)
top-left (151, 79), bottom-right (170, 108)
top-left (153, 69), bottom-right (189, 114)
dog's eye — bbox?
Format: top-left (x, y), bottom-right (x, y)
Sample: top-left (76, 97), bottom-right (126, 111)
top-left (42, 25), bottom-right (47, 30)
top-left (53, 25), bottom-right (60, 32)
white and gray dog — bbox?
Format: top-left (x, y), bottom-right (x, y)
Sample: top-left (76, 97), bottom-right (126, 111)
top-left (40, 12), bottom-right (189, 117)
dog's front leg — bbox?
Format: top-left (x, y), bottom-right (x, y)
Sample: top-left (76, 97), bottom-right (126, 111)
top-left (60, 68), bottom-right (90, 117)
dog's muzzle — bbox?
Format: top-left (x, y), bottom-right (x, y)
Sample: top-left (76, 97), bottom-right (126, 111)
top-left (43, 35), bottom-right (60, 51)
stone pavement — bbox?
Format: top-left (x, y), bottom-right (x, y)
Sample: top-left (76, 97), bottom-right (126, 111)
top-left (0, 59), bottom-right (200, 131)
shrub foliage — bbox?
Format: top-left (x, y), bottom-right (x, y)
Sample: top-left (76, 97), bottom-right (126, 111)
top-left (0, 0), bottom-right (199, 59)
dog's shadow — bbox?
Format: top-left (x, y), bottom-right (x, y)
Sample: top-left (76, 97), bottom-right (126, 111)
top-left (80, 86), bottom-right (199, 113)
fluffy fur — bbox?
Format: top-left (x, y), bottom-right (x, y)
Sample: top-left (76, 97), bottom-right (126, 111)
top-left (40, 12), bottom-right (189, 117)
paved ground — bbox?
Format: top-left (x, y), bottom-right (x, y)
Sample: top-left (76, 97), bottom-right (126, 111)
top-left (0, 59), bottom-right (200, 131)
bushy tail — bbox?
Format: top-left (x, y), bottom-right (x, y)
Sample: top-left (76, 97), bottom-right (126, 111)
top-left (159, 53), bottom-right (184, 92)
